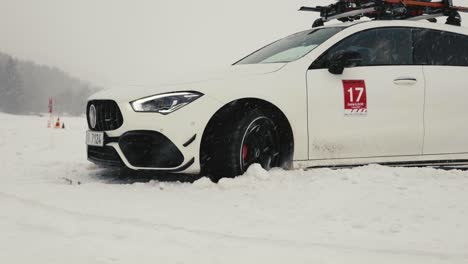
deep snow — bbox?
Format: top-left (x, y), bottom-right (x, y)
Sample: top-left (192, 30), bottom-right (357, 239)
top-left (1, 113), bottom-right (468, 264)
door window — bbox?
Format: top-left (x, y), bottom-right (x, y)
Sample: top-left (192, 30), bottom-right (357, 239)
top-left (413, 29), bottom-right (468, 66)
top-left (311, 27), bottom-right (413, 69)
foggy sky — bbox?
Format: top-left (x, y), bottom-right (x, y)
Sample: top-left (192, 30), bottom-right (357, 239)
top-left (1, 0), bottom-right (467, 87)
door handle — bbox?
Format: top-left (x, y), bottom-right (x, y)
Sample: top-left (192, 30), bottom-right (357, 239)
top-left (393, 77), bottom-right (417, 86)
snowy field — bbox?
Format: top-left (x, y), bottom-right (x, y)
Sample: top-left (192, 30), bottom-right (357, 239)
top-left (1, 113), bottom-right (468, 264)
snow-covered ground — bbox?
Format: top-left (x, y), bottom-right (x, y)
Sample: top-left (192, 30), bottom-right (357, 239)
top-left (1, 113), bottom-right (468, 264)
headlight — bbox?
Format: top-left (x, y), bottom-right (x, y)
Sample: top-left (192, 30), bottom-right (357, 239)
top-left (130, 91), bottom-right (203, 114)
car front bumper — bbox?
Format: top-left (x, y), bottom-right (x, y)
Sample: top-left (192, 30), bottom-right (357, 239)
top-left (86, 95), bottom-right (222, 174)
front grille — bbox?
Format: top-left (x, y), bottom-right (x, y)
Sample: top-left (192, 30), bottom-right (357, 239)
top-left (87, 100), bottom-right (123, 131)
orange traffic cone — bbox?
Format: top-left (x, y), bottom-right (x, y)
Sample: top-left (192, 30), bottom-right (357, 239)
top-left (55, 117), bottom-right (61, 129)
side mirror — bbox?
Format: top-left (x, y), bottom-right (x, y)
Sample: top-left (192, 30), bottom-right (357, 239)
top-left (328, 51), bottom-right (362, 75)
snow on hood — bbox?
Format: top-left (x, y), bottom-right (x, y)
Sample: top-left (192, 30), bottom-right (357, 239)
top-left (89, 63), bottom-right (286, 102)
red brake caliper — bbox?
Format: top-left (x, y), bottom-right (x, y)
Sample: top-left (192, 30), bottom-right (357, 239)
top-left (242, 144), bottom-right (248, 162)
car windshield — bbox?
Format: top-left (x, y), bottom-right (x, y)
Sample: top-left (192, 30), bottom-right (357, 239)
top-left (235, 27), bottom-right (344, 64)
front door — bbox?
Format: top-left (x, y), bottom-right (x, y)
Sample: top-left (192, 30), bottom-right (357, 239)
top-left (306, 27), bottom-right (425, 160)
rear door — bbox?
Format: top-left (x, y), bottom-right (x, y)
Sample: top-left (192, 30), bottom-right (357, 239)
top-left (306, 27), bottom-right (425, 160)
top-left (414, 29), bottom-right (468, 154)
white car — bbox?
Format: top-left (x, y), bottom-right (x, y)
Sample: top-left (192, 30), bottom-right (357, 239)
top-left (86, 20), bottom-right (468, 181)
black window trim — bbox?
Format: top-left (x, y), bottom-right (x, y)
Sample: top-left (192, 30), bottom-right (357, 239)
top-left (309, 26), bottom-right (468, 70)
top-left (309, 26), bottom-right (416, 70)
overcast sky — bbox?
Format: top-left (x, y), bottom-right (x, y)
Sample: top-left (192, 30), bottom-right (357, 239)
top-left (1, 0), bottom-right (467, 87)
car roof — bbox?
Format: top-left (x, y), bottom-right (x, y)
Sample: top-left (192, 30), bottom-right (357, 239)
top-left (315, 19), bottom-right (468, 36)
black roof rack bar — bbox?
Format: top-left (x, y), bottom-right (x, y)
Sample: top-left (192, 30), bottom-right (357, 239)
top-left (299, 0), bottom-right (467, 27)
top-left (321, 7), bottom-right (377, 23)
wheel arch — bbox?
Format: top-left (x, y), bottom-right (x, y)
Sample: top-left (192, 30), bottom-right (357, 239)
top-left (199, 97), bottom-right (294, 174)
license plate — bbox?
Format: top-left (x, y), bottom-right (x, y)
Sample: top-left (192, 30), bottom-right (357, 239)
top-left (86, 131), bottom-right (104, 147)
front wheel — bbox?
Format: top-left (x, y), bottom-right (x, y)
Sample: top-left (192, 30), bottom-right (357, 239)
top-left (206, 110), bottom-right (281, 182)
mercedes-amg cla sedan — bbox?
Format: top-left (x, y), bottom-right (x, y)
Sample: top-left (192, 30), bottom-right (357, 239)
top-left (86, 20), bottom-right (468, 181)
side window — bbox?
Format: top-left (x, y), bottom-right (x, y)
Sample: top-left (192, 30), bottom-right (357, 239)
top-left (312, 27), bottom-right (413, 68)
top-left (413, 29), bottom-right (468, 66)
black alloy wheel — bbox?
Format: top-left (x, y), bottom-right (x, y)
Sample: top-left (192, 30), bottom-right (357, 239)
top-left (204, 109), bottom-right (282, 182)
top-left (240, 116), bottom-right (280, 172)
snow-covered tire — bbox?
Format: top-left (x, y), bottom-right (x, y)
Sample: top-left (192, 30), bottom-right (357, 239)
top-left (205, 109), bottom-right (281, 182)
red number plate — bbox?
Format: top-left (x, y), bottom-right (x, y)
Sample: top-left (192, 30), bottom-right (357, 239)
top-left (343, 80), bottom-right (367, 116)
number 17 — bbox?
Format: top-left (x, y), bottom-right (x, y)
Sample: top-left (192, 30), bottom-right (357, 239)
top-left (348, 87), bottom-right (364, 102)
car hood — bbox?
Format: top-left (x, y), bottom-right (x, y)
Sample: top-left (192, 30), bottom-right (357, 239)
top-left (89, 63), bottom-right (286, 102)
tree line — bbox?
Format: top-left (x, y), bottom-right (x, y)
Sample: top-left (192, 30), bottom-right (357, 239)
top-left (0, 52), bottom-right (101, 115)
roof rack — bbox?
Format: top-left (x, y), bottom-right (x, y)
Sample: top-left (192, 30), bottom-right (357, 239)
top-left (299, 0), bottom-right (468, 27)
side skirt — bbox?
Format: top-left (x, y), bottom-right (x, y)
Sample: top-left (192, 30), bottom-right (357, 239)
top-left (304, 159), bottom-right (468, 170)
top-left (293, 154), bottom-right (468, 170)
